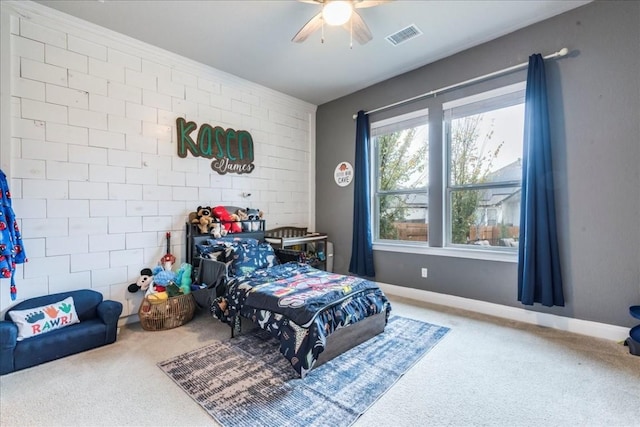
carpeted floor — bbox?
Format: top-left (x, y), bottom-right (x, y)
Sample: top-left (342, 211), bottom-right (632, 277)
top-left (158, 316), bottom-right (449, 427)
top-left (1, 294), bottom-right (639, 426)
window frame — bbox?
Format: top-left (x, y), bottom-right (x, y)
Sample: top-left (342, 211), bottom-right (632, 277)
top-left (443, 82), bottom-right (526, 253)
top-left (371, 82), bottom-right (526, 263)
top-left (370, 108), bottom-right (429, 244)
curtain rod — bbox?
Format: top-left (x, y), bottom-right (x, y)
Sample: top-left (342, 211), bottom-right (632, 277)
top-left (353, 47), bottom-right (569, 120)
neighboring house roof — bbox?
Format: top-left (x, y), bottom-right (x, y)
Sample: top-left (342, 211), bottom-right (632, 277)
top-left (479, 159), bottom-right (522, 208)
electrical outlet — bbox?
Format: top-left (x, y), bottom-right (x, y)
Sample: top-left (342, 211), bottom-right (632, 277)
top-left (421, 268), bottom-right (428, 278)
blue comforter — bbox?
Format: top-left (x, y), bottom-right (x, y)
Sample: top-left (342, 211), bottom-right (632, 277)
top-left (212, 262), bottom-right (391, 377)
top-left (243, 263), bottom-right (382, 326)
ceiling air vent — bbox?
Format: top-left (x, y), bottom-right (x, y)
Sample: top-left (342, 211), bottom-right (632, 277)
top-left (385, 24), bottom-right (423, 46)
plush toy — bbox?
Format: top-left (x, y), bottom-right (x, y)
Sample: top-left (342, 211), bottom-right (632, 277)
top-left (136, 265), bottom-right (168, 304)
top-left (246, 207), bottom-right (264, 231)
top-left (229, 213), bottom-right (242, 233)
top-left (210, 221), bottom-right (223, 238)
top-left (236, 208), bottom-right (250, 231)
top-left (127, 268), bottom-right (154, 293)
top-left (152, 265), bottom-right (176, 287)
top-left (165, 282), bottom-right (182, 298)
top-left (146, 291), bottom-right (168, 304)
top-left (173, 263), bottom-right (192, 295)
top-left (190, 206), bottom-right (214, 234)
top-left (212, 206), bottom-right (242, 233)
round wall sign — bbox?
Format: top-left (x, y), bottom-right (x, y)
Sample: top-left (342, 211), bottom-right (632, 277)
top-left (334, 162), bottom-right (354, 187)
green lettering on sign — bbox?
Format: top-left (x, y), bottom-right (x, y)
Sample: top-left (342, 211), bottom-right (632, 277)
top-left (237, 131), bottom-right (254, 161)
top-left (175, 117), bottom-right (255, 175)
top-left (197, 124), bottom-right (214, 158)
top-left (176, 118), bottom-right (199, 158)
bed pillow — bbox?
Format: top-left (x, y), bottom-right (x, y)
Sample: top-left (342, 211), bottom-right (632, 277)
top-left (196, 243), bottom-right (233, 263)
top-left (8, 296), bottom-right (80, 341)
top-left (207, 237), bottom-right (260, 247)
top-left (229, 242), bottom-right (279, 277)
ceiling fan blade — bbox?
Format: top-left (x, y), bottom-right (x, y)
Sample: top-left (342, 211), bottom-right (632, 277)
top-left (292, 12), bottom-right (324, 43)
top-left (353, 0), bottom-right (392, 9)
top-left (298, 0), bottom-right (323, 4)
top-left (346, 11), bottom-right (373, 44)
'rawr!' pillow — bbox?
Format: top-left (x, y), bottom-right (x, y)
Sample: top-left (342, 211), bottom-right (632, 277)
top-left (8, 296), bottom-right (80, 341)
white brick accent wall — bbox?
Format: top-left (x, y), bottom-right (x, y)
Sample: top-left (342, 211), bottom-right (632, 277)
top-left (21, 57), bottom-right (67, 86)
top-left (0, 1), bottom-right (316, 316)
top-left (46, 122), bottom-right (88, 145)
top-left (47, 200), bottom-right (90, 218)
top-left (20, 19), bottom-right (66, 48)
top-left (46, 84), bottom-right (89, 109)
top-left (46, 235), bottom-right (89, 256)
top-left (21, 98), bottom-right (67, 123)
top-left (68, 71), bottom-right (108, 96)
top-left (45, 45), bottom-right (88, 73)
top-left (68, 34), bottom-right (106, 60)
top-left (13, 77), bottom-right (45, 101)
top-left (11, 34), bottom-right (44, 61)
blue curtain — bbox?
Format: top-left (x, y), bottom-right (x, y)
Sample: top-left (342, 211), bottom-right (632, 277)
top-left (517, 54), bottom-right (564, 307)
top-left (349, 111), bottom-right (375, 277)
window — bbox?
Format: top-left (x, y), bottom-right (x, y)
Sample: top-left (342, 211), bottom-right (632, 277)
top-left (371, 109), bottom-right (428, 243)
top-left (370, 82), bottom-right (525, 258)
top-left (444, 82), bottom-right (525, 250)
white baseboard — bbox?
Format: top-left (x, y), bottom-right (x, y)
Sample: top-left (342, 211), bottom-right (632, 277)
top-left (378, 283), bottom-right (630, 342)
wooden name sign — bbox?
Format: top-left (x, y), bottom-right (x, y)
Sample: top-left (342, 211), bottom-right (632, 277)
top-left (176, 117), bottom-right (255, 175)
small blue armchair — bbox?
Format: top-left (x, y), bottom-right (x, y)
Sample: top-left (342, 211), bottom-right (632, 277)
top-left (0, 289), bottom-right (122, 375)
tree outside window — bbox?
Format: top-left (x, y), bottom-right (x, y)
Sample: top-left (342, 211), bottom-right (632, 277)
top-left (372, 110), bottom-right (428, 242)
top-left (445, 83), bottom-right (525, 249)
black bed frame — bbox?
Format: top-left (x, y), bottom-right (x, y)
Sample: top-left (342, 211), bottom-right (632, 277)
top-left (185, 205), bottom-right (387, 371)
top-left (235, 310), bottom-right (388, 368)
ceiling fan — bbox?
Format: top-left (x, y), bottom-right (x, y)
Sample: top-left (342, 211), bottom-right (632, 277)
top-left (292, 0), bottom-right (390, 46)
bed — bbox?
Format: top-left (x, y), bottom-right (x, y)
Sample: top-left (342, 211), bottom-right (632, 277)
top-left (186, 220), bottom-right (391, 378)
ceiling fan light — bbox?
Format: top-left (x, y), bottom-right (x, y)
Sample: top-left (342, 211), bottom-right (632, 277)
top-left (322, 1), bottom-right (353, 26)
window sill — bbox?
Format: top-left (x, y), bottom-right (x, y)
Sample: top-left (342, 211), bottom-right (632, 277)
top-left (373, 242), bottom-right (518, 263)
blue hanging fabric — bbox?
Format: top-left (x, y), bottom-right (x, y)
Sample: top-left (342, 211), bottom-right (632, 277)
top-left (517, 54), bottom-right (564, 307)
top-left (0, 169), bottom-right (27, 300)
top-left (349, 111), bottom-right (375, 277)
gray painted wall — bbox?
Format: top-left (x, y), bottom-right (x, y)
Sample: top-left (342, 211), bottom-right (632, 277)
top-left (316, 1), bottom-right (640, 328)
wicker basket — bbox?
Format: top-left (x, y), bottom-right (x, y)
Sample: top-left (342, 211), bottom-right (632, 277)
top-left (138, 293), bottom-right (196, 331)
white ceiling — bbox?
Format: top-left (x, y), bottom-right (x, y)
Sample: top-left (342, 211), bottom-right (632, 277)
top-left (34, 0), bottom-right (589, 106)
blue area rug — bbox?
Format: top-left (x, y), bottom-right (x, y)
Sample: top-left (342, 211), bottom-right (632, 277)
top-left (158, 316), bottom-right (450, 427)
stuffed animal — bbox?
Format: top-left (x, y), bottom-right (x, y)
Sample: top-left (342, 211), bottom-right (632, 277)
top-left (190, 206), bottom-right (214, 234)
top-left (137, 265), bottom-right (168, 304)
top-left (212, 206), bottom-right (242, 233)
top-left (246, 207), bottom-right (264, 231)
top-left (152, 265), bottom-right (175, 286)
top-left (173, 263), bottom-right (192, 295)
top-left (210, 220), bottom-right (224, 238)
top-left (229, 213), bottom-right (242, 233)
top-left (236, 208), bottom-right (250, 231)
top-left (127, 268), bottom-right (154, 293)
top-left (146, 291), bottom-right (168, 304)
top-left (165, 282), bottom-right (182, 298)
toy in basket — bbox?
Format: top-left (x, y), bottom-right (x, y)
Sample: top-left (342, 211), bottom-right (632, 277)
top-left (137, 232), bottom-right (195, 331)
top-left (138, 292), bottom-right (196, 331)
